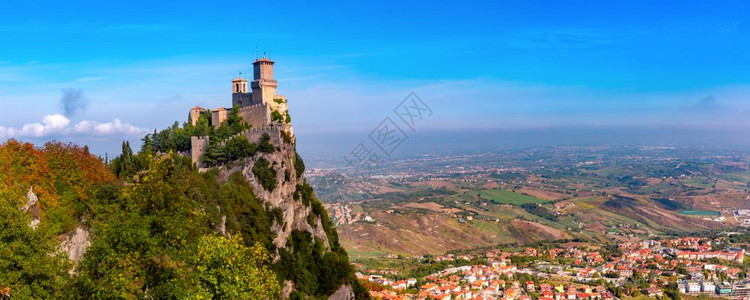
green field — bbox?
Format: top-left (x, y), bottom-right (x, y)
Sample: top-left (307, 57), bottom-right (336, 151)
top-left (723, 173), bottom-right (750, 181)
top-left (345, 248), bottom-right (387, 259)
top-left (682, 178), bottom-right (713, 188)
top-left (477, 189), bottom-right (547, 205)
top-left (471, 220), bottom-right (512, 240)
top-left (679, 210), bottom-right (721, 216)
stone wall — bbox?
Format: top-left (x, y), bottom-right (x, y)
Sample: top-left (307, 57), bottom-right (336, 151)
top-left (238, 103), bottom-right (271, 128)
top-left (232, 92), bottom-right (252, 107)
top-left (191, 125), bottom-right (287, 168)
top-left (191, 136), bottom-right (208, 167)
top-left (218, 125), bottom-right (284, 147)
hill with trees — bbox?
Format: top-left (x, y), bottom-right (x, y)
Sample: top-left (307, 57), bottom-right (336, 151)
top-left (0, 118), bottom-right (368, 299)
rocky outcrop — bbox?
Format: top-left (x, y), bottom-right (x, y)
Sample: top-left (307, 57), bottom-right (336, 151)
top-left (21, 186), bottom-right (91, 268)
top-left (328, 285), bottom-right (354, 300)
top-left (60, 227), bottom-right (91, 263)
top-left (215, 126), bottom-right (356, 299)
top-left (281, 281), bottom-right (295, 299)
top-left (22, 186), bottom-right (40, 229)
top-left (218, 128), bottom-right (329, 251)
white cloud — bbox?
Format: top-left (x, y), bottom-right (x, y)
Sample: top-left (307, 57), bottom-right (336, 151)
top-left (71, 119), bottom-right (147, 136)
top-left (0, 114), bottom-right (148, 139)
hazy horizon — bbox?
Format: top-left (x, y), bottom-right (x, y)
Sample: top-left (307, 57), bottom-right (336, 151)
top-left (2, 1), bottom-right (749, 157)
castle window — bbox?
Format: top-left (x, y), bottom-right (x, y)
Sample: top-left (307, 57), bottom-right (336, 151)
top-left (235, 83), bottom-right (239, 92)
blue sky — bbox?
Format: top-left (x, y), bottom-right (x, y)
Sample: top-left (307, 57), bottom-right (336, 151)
top-left (1, 1), bottom-right (750, 155)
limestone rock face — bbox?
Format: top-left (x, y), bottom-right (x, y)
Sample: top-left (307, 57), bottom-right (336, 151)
top-left (215, 127), bottom-right (355, 299)
top-left (328, 284), bottom-right (354, 300)
top-left (281, 281), bottom-right (295, 299)
top-left (23, 186), bottom-right (41, 229)
top-left (60, 227), bottom-right (91, 263)
top-left (218, 132), bottom-right (330, 250)
top-left (25, 186), bottom-right (38, 208)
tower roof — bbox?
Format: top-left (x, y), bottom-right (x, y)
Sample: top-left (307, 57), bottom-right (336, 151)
top-left (191, 106), bottom-right (205, 111)
top-left (254, 57), bottom-right (274, 63)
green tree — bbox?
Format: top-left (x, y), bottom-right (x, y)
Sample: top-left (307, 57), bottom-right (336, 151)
top-left (203, 141), bottom-right (228, 167)
top-left (189, 235), bottom-right (280, 299)
top-left (227, 105), bottom-right (250, 133)
top-left (191, 111), bottom-right (212, 137)
top-left (72, 155), bottom-right (210, 299)
top-left (226, 136), bottom-right (256, 160)
top-left (0, 188), bottom-right (71, 299)
top-left (111, 141), bottom-right (140, 179)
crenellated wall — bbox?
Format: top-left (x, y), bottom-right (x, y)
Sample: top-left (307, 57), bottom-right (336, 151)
top-left (238, 103), bottom-right (271, 128)
top-left (218, 125), bottom-right (284, 147)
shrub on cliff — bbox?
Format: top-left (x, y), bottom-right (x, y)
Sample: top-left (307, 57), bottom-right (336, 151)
top-left (258, 133), bottom-right (275, 153)
top-left (252, 157), bottom-right (277, 191)
top-left (271, 110), bottom-right (284, 123)
top-left (294, 150), bottom-right (305, 179)
top-left (226, 136), bottom-right (257, 160)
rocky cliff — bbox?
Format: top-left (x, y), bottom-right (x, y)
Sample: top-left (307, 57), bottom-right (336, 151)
top-left (212, 126), bottom-right (361, 299)
top-left (217, 128), bottom-right (331, 251)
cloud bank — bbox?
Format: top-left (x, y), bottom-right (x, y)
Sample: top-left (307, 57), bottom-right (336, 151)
top-left (0, 114), bottom-right (148, 139)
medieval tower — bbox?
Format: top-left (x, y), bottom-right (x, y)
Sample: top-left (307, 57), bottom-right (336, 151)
top-left (231, 75), bottom-right (250, 107)
top-left (251, 57), bottom-right (278, 106)
top-left (190, 56), bottom-right (292, 167)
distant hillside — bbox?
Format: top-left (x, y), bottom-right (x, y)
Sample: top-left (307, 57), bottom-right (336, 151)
top-left (334, 187), bottom-right (729, 260)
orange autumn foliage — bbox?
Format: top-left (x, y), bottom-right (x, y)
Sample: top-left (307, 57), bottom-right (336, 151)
top-left (0, 139), bottom-right (116, 210)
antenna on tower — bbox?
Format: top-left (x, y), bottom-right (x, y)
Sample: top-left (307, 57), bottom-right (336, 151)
top-left (255, 47), bottom-right (259, 60)
top-left (263, 51), bottom-right (266, 58)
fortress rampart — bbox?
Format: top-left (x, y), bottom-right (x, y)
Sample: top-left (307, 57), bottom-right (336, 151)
top-left (217, 125), bottom-right (284, 147)
top-left (238, 103), bottom-right (272, 129)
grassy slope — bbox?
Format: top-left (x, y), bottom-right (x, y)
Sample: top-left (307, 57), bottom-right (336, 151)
top-left (477, 189), bottom-right (548, 205)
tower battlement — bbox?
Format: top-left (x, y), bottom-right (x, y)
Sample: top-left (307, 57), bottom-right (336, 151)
top-left (217, 125), bottom-right (283, 147)
top-left (237, 102), bottom-right (269, 113)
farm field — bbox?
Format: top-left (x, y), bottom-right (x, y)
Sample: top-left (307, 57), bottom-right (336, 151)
top-left (477, 189), bottom-right (548, 205)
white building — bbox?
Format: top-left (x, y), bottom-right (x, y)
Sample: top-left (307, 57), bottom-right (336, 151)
top-left (701, 281), bottom-right (715, 293)
top-left (686, 281), bottom-right (701, 293)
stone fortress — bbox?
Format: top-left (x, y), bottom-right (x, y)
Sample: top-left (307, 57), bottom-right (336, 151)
top-left (189, 56), bottom-right (293, 167)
